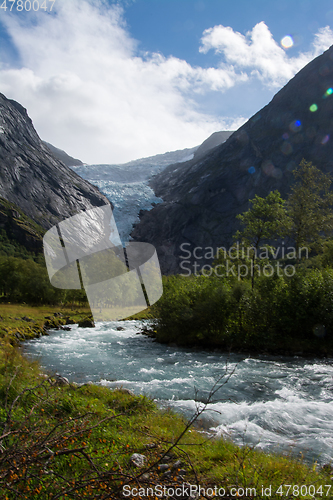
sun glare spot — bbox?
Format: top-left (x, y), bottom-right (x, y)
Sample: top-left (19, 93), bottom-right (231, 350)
top-left (281, 35), bottom-right (294, 49)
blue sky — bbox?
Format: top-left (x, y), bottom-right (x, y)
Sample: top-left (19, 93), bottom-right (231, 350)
top-left (0, 0), bottom-right (332, 163)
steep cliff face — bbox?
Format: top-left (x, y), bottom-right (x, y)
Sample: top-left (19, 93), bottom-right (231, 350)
top-left (192, 131), bottom-right (234, 161)
top-left (132, 45), bottom-right (333, 274)
top-left (42, 141), bottom-right (83, 167)
top-left (0, 93), bottom-right (110, 231)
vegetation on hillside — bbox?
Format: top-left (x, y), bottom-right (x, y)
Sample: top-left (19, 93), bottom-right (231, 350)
top-left (147, 161), bottom-right (333, 354)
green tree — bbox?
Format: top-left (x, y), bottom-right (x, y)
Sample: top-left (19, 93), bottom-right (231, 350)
top-left (286, 159), bottom-right (333, 259)
top-left (235, 190), bottom-right (289, 288)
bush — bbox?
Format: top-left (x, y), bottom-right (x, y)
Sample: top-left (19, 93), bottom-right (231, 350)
top-left (152, 268), bottom-right (333, 352)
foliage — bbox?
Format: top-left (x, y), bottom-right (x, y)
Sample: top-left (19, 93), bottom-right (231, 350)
top-left (0, 229), bottom-right (41, 261)
top-left (235, 190), bottom-right (290, 288)
top-left (286, 159), bottom-right (333, 254)
top-left (0, 256), bottom-right (88, 306)
top-left (152, 275), bottom-right (235, 346)
top-left (235, 190), bottom-right (289, 248)
top-left (151, 268), bottom-right (333, 353)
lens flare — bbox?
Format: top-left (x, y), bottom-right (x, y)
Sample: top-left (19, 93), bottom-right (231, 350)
top-left (289, 120), bottom-right (301, 132)
top-left (326, 88), bottom-right (333, 95)
top-left (280, 142), bottom-right (293, 155)
top-left (309, 104), bottom-right (318, 112)
top-left (248, 166), bottom-right (256, 174)
top-left (281, 35), bottom-right (294, 49)
top-left (321, 135), bottom-right (330, 144)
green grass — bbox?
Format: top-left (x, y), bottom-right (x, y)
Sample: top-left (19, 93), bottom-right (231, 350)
top-left (0, 304), bottom-right (332, 498)
top-left (0, 304), bottom-right (92, 344)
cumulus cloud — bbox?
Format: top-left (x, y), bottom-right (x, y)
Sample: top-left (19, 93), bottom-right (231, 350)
top-left (0, 0), bottom-right (246, 163)
top-left (200, 22), bottom-right (333, 88)
top-left (0, 2), bottom-right (332, 163)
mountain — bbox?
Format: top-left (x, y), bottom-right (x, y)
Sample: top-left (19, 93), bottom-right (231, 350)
top-left (0, 93), bottom-right (110, 241)
top-left (131, 45), bottom-right (333, 275)
top-left (193, 131), bottom-right (234, 161)
top-left (71, 145), bottom-right (199, 184)
top-left (70, 134), bottom-right (232, 243)
top-left (70, 145), bottom-right (198, 243)
top-left (42, 141), bottom-right (83, 167)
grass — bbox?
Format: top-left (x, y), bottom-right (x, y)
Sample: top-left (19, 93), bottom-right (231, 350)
top-left (0, 304), bottom-right (92, 344)
top-left (0, 304), bottom-right (332, 498)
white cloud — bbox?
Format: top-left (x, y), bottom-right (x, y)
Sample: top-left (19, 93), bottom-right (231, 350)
top-left (0, 3), bottom-right (332, 164)
top-left (200, 21), bottom-right (333, 88)
top-left (0, 0), bottom-right (245, 164)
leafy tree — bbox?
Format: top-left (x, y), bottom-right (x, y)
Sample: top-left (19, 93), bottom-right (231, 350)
top-left (287, 159), bottom-right (333, 258)
top-left (235, 190), bottom-right (289, 288)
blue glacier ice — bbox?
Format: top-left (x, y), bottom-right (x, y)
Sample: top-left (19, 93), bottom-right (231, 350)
top-left (71, 146), bottom-right (197, 243)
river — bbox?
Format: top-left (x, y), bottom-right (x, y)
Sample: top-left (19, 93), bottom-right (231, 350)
top-left (23, 320), bottom-right (333, 467)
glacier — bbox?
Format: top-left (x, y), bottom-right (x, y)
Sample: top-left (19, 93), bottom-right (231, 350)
top-left (71, 146), bottom-right (197, 243)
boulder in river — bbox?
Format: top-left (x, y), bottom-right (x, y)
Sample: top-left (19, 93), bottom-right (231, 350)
top-left (78, 318), bottom-right (95, 328)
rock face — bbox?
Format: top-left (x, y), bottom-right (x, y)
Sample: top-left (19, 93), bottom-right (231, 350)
top-left (132, 45), bottom-right (333, 275)
top-left (193, 131), bottom-right (234, 161)
top-left (0, 93), bottom-right (110, 231)
top-left (42, 141), bottom-right (83, 167)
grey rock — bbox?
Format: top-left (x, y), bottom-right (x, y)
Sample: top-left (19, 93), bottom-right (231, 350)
top-left (116, 387), bottom-right (135, 396)
top-left (54, 375), bottom-right (70, 386)
top-left (21, 316), bottom-right (34, 322)
top-left (0, 93), bottom-right (111, 234)
top-left (157, 464), bottom-right (169, 472)
top-left (78, 318), bottom-right (95, 328)
top-left (42, 141), bottom-right (83, 167)
top-left (193, 131), bottom-right (234, 161)
top-left (172, 459), bottom-right (183, 469)
top-left (130, 453), bottom-right (147, 468)
top-left (140, 473), bottom-right (151, 481)
top-left (145, 443), bottom-right (157, 449)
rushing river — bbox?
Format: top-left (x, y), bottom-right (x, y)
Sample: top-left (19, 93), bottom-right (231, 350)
top-left (23, 320), bottom-right (333, 466)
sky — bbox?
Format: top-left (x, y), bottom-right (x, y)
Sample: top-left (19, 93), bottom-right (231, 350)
top-left (0, 0), bottom-right (333, 164)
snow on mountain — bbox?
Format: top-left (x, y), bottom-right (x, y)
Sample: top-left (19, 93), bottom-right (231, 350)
top-left (71, 146), bottom-right (198, 243)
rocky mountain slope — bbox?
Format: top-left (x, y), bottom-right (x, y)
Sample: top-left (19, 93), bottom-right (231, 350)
top-left (0, 93), bottom-right (110, 235)
top-left (70, 132), bottom-right (233, 243)
top-left (132, 45), bottom-right (333, 274)
top-left (192, 131), bottom-right (234, 161)
top-left (42, 141), bottom-right (83, 167)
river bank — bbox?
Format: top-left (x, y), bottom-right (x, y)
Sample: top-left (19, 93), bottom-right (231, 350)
top-left (1, 304), bottom-right (333, 498)
top-left (0, 303), bottom-right (93, 345)
top-left (24, 319), bottom-right (333, 467)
